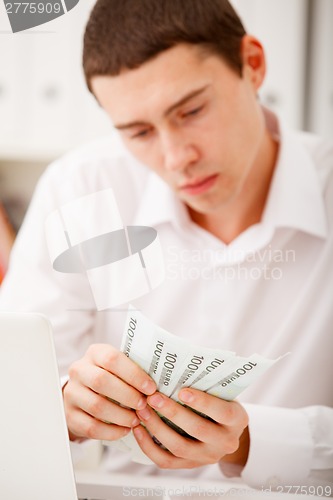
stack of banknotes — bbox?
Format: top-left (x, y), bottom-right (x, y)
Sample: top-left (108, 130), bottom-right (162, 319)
top-left (103, 307), bottom-right (285, 464)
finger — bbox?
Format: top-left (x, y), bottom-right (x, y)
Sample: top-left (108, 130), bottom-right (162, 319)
top-left (65, 406), bottom-right (131, 442)
top-left (86, 344), bottom-right (156, 395)
top-left (178, 389), bottom-right (249, 429)
top-left (146, 392), bottom-right (227, 446)
top-left (69, 361), bottom-right (148, 411)
top-left (132, 424), bottom-right (200, 470)
top-left (136, 404), bottom-right (212, 462)
top-left (66, 381), bottom-right (140, 428)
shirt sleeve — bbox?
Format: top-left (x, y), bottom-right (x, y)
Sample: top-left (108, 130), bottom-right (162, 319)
top-left (240, 404), bottom-right (333, 491)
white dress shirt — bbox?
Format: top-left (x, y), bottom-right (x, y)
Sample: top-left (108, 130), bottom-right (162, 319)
top-left (1, 112), bottom-right (332, 491)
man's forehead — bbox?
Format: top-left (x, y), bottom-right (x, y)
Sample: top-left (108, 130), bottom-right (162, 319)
top-left (91, 44), bottom-right (228, 119)
top-left (94, 78), bottom-right (210, 127)
top-left (113, 84), bottom-right (211, 130)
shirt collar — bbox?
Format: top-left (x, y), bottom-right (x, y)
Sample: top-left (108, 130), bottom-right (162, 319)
top-left (134, 109), bottom-right (328, 240)
top-left (262, 110), bottom-right (328, 239)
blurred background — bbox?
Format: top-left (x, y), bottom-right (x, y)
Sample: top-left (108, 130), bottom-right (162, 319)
top-left (0, 0), bottom-right (332, 279)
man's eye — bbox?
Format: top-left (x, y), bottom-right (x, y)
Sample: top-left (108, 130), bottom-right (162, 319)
top-left (183, 105), bottom-right (204, 118)
top-left (131, 129), bottom-right (151, 139)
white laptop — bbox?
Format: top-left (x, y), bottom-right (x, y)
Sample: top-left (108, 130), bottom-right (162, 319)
top-left (0, 312), bottom-right (80, 500)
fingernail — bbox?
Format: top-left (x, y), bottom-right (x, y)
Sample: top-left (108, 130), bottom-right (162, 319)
top-left (133, 426), bottom-right (143, 441)
top-left (137, 397), bottom-right (147, 410)
top-left (137, 407), bottom-right (151, 421)
top-left (148, 393), bottom-right (164, 409)
top-left (179, 389), bottom-right (194, 403)
top-left (131, 416), bottom-right (140, 427)
top-left (142, 379), bottom-right (156, 394)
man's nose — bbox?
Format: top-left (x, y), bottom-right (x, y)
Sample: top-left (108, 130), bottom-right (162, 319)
top-left (162, 131), bottom-right (199, 172)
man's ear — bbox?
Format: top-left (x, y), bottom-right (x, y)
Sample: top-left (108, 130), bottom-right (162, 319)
top-left (241, 35), bottom-right (266, 90)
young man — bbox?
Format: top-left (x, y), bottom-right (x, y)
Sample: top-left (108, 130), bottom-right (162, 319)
top-left (1, 0), bottom-right (332, 491)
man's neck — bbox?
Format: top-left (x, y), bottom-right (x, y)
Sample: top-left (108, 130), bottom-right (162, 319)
top-left (189, 130), bottom-right (279, 245)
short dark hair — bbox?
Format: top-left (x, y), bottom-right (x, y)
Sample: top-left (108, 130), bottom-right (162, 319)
top-left (83, 0), bottom-right (246, 93)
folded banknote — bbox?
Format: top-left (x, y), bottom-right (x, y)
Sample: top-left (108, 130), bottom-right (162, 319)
top-left (103, 307), bottom-right (286, 464)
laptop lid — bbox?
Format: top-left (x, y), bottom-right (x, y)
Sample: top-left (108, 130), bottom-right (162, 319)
top-left (0, 312), bottom-right (78, 500)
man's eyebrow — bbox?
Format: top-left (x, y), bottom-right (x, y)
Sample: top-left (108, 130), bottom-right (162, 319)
top-left (114, 84), bottom-right (210, 131)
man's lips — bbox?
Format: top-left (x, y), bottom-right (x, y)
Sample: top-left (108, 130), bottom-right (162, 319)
top-left (179, 174), bottom-right (219, 195)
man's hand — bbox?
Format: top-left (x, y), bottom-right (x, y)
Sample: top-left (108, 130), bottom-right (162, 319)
top-left (133, 388), bottom-right (249, 469)
top-left (63, 344), bottom-right (156, 442)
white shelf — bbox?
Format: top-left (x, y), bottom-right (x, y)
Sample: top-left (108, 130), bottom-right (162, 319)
top-left (231, 0), bottom-right (308, 130)
top-left (306, 0), bottom-right (333, 138)
top-left (0, 0), bottom-right (111, 161)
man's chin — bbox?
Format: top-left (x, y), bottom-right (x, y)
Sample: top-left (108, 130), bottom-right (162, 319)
top-left (184, 193), bottom-right (237, 218)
